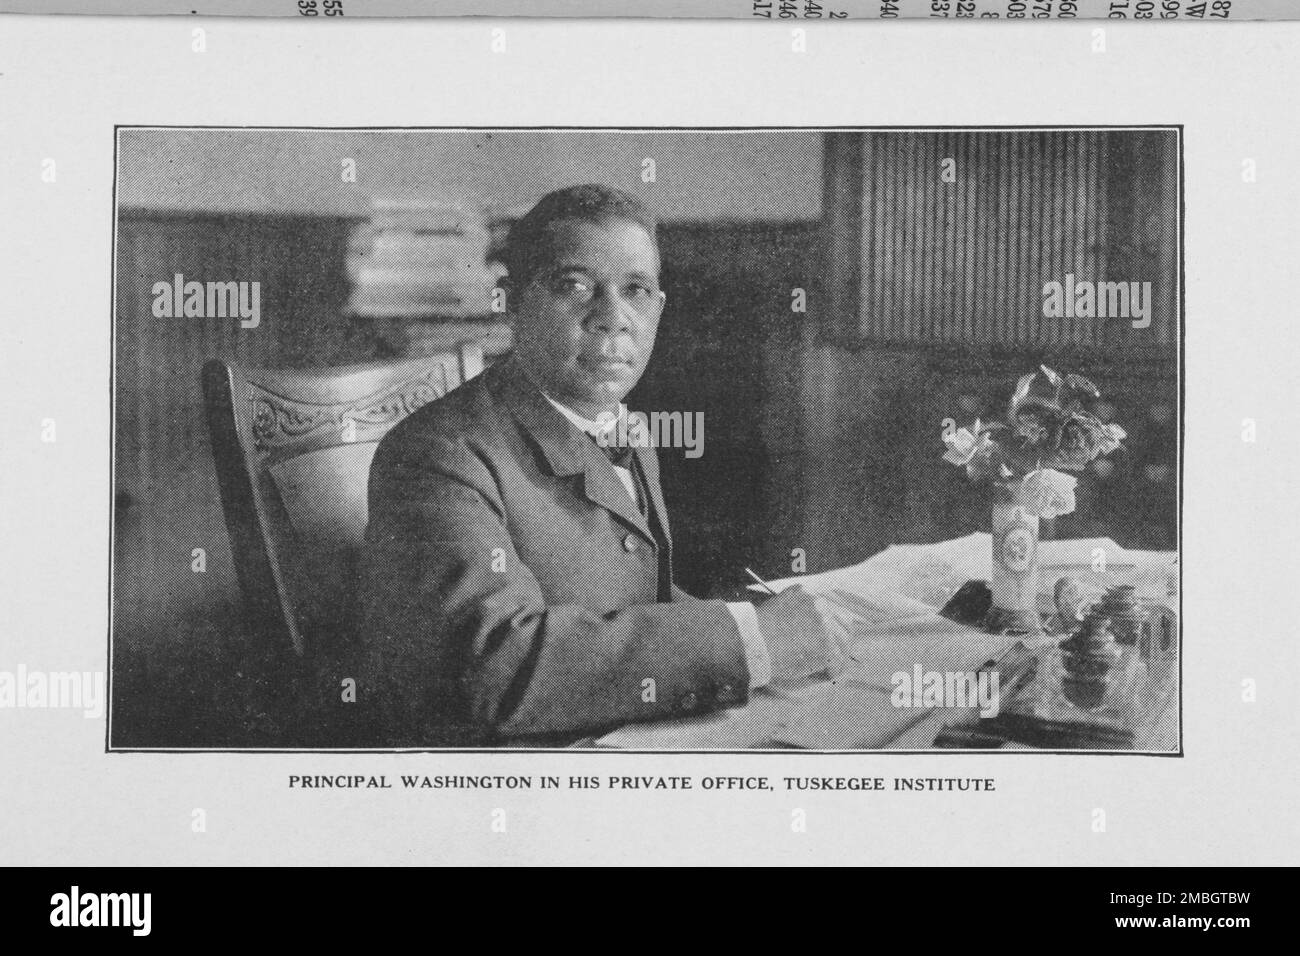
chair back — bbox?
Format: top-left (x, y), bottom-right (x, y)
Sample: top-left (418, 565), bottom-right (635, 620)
top-left (202, 345), bottom-right (483, 654)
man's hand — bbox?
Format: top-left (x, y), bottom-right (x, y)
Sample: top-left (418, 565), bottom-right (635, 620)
top-left (753, 585), bottom-right (848, 685)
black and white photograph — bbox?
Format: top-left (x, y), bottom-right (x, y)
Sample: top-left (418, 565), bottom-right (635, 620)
top-left (109, 126), bottom-right (1181, 753)
top-left (7, 0), bottom-right (1300, 884)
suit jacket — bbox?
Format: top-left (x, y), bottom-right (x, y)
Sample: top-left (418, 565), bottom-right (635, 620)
top-left (358, 352), bottom-right (750, 747)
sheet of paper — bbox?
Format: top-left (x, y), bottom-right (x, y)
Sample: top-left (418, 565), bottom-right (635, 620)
top-left (769, 680), bottom-right (939, 750)
top-left (844, 618), bottom-right (1019, 693)
top-left (595, 614), bottom-right (1018, 749)
top-left (594, 678), bottom-right (940, 751)
top-left (592, 690), bottom-right (797, 749)
top-left (751, 532), bottom-right (991, 610)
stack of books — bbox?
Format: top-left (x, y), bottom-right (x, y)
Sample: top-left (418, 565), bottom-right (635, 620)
top-left (345, 197), bottom-right (504, 319)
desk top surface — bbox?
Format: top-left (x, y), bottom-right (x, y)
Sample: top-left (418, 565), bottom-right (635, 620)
top-left (592, 534), bottom-right (1179, 751)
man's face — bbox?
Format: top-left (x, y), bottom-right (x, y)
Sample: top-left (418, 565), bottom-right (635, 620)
top-left (509, 216), bottom-right (665, 420)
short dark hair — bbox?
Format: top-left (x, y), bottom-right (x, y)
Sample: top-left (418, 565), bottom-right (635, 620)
top-left (499, 184), bottom-right (659, 288)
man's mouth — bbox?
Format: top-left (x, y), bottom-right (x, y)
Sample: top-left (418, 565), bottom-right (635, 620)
top-left (581, 355), bottom-right (633, 372)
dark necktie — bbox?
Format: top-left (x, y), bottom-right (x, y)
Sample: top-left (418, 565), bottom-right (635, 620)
top-left (587, 434), bottom-right (646, 516)
top-left (595, 439), bottom-right (636, 470)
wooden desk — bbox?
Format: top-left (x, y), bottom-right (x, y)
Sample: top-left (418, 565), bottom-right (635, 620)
top-left (593, 634), bottom-right (1177, 752)
top-left (592, 537), bottom-right (1179, 752)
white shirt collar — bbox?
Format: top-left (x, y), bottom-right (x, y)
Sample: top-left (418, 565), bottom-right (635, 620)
top-left (543, 394), bottom-right (627, 439)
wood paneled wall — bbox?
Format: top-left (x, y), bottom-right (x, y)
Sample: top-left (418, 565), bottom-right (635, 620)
top-left (113, 213), bottom-right (361, 638)
top-left (823, 130), bottom-right (1180, 352)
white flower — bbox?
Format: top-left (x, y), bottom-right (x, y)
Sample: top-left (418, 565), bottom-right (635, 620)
top-left (1017, 468), bottom-right (1078, 519)
top-left (1096, 423), bottom-right (1126, 456)
top-left (943, 419), bottom-right (994, 467)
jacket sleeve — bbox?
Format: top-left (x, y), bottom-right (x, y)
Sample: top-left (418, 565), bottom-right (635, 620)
top-left (359, 433), bottom-right (752, 746)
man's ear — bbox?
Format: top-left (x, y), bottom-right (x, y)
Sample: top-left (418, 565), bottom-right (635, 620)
top-left (656, 289), bottom-right (667, 315)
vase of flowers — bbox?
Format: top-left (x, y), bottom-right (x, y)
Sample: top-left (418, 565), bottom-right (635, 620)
top-left (942, 365), bottom-right (1126, 634)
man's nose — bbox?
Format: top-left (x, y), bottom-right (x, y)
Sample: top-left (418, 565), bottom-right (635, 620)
top-left (584, 285), bottom-right (632, 336)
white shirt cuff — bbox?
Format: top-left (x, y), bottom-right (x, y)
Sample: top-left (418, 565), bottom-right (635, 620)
top-left (726, 601), bottom-right (771, 690)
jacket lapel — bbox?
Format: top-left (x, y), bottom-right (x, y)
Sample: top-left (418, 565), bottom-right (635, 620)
top-left (581, 462), bottom-right (650, 540)
top-left (633, 443), bottom-right (672, 552)
top-left (493, 354), bottom-right (653, 541)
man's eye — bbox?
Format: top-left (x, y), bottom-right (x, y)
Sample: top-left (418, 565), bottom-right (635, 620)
top-left (551, 276), bottom-right (591, 296)
top-left (627, 283), bottom-right (656, 298)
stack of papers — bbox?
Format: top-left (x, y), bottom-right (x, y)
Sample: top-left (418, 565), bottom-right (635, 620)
top-left (752, 534), bottom-right (1177, 611)
top-left (593, 674), bottom-right (969, 751)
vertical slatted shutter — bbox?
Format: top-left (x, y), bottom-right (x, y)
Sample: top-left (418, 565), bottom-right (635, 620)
top-left (826, 129), bottom-right (1177, 351)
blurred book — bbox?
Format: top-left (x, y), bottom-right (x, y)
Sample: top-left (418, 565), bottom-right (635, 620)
top-left (346, 197), bottom-right (503, 320)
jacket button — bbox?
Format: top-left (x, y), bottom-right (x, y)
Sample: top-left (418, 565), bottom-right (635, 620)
top-left (716, 684), bottom-right (740, 706)
top-left (677, 692), bottom-right (699, 712)
top-left (623, 534), bottom-right (638, 552)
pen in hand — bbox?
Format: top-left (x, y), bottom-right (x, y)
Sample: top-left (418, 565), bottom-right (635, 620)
top-left (744, 566), bottom-right (778, 596)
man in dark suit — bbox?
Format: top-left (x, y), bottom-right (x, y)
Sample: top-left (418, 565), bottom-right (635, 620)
top-left (359, 184), bottom-right (836, 747)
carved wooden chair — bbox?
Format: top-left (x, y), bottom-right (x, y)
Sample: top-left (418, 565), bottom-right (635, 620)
top-left (202, 345), bottom-right (484, 656)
